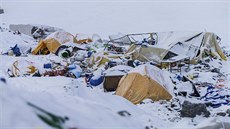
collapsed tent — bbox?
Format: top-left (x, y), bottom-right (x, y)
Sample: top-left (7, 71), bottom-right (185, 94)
top-left (109, 32), bottom-right (157, 45)
top-left (32, 31), bottom-right (95, 55)
top-left (125, 32), bottom-right (227, 64)
top-left (116, 64), bottom-right (174, 104)
top-left (32, 31), bottom-right (78, 55)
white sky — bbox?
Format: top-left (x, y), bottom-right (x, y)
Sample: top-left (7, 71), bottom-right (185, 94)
top-left (1, 0), bottom-right (229, 45)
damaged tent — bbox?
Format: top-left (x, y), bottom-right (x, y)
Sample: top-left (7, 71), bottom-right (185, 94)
top-left (32, 31), bottom-right (78, 55)
top-left (116, 64), bottom-right (174, 104)
top-left (125, 32), bottom-right (227, 64)
top-left (32, 31), bottom-right (93, 55)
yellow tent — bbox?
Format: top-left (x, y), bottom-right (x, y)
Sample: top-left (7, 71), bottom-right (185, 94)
top-left (32, 38), bottom-right (61, 55)
top-left (32, 31), bottom-right (78, 55)
top-left (116, 64), bottom-right (173, 104)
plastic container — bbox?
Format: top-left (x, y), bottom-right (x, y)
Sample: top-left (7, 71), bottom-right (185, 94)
top-left (44, 63), bottom-right (52, 69)
top-left (89, 75), bottom-right (104, 86)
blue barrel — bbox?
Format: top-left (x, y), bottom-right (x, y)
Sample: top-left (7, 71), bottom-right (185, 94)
top-left (44, 63), bottom-right (52, 69)
top-left (89, 75), bottom-right (104, 86)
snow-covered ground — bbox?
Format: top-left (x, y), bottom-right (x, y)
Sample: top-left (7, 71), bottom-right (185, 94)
top-left (0, 1), bottom-right (230, 129)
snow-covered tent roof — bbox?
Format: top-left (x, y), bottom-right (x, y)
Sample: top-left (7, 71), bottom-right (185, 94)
top-left (155, 31), bottom-right (203, 50)
top-left (126, 31), bottom-right (226, 64)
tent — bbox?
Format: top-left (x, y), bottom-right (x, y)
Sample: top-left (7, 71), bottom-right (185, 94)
top-left (125, 32), bottom-right (227, 64)
top-left (32, 38), bottom-right (61, 54)
top-left (116, 64), bottom-right (174, 104)
top-left (32, 31), bottom-right (78, 55)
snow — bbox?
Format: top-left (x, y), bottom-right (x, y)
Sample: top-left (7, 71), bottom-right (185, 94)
top-left (1, 79), bottom-right (148, 129)
top-left (1, 30), bottom-right (230, 129)
top-left (104, 65), bottom-right (133, 76)
top-left (0, 31), bottom-right (36, 54)
top-left (1, 0), bottom-right (228, 45)
top-left (0, 1), bottom-right (229, 129)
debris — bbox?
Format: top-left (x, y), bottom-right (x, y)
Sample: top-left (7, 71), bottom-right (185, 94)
top-left (117, 110), bottom-right (131, 117)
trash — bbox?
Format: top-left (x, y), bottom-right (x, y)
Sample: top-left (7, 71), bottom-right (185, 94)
top-left (183, 76), bottom-right (200, 97)
top-left (193, 73), bottom-right (199, 78)
top-left (216, 112), bottom-right (226, 117)
top-left (67, 64), bottom-right (82, 78)
top-left (0, 77), bottom-right (6, 83)
top-left (89, 74), bottom-right (104, 86)
top-left (200, 85), bottom-right (230, 108)
top-left (211, 68), bottom-right (220, 73)
top-left (178, 91), bottom-right (187, 97)
top-left (215, 78), bottom-right (225, 88)
top-left (43, 68), bottom-right (68, 77)
top-left (117, 110), bottom-right (131, 117)
top-left (11, 44), bottom-right (21, 56)
top-left (44, 63), bottom-right (52, 69)
top-left (11, 60), bottom-right (38, 77)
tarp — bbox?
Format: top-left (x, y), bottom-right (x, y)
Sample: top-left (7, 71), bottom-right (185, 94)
top-left (126, 44), bottom-right (169, 63)
top-left (46, 31), bottom-right (77, 44)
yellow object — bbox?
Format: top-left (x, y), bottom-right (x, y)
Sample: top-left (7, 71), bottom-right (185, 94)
top-left (116, 66), bottom-right (172, 104)
top-left (27, 66), bottom-right (37, 74)
top-left (32, 39), bottom-right (61, 55)
top-left (32, 31), bottom-right (79, 55)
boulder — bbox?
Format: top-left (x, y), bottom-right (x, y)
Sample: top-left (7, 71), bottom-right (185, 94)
top-left (226, 109), bottom-right (230, 117)
top-left (180, 101), bottom-right (210, 118)
top-left (0, 9), bottom-right (4, 14)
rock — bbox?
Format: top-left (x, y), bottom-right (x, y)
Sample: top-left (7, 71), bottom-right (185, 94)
top-left (0, 9), bottom-right (4, 14)
top-left (180, 101), bottom-right (210, 118)
top-left (226, 109), bottom-right (230, 116)
top-left (0, 77), bottom-right (6, 83)
top-left (178, 91), bottom-right (187, 97)
top-left (211, 68), bottom-right (220, 73)
top-left (216, 112), bottom-right (226, 117)
top-left (204, 58), bottom-right (210, 63)
top-left (117, 110), bottom-right (131, 117)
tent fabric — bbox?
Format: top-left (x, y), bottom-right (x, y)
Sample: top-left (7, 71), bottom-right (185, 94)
top-left (126, 32), bottom-right (227, 64)
top-left (116, 64), bottom-right (173, 104)
top-left (32, 38), bottom-right (61, 55)
top-left (46, 31), bottom-right (78, 44)
top-left (32, 31), bottom-right (78, 55)
top-left (12, 60), bottom-right (37, 77)
top-left (75, 33), bottom-right (93, 44)
top-left (126, 44), bottom-right (168, 63)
